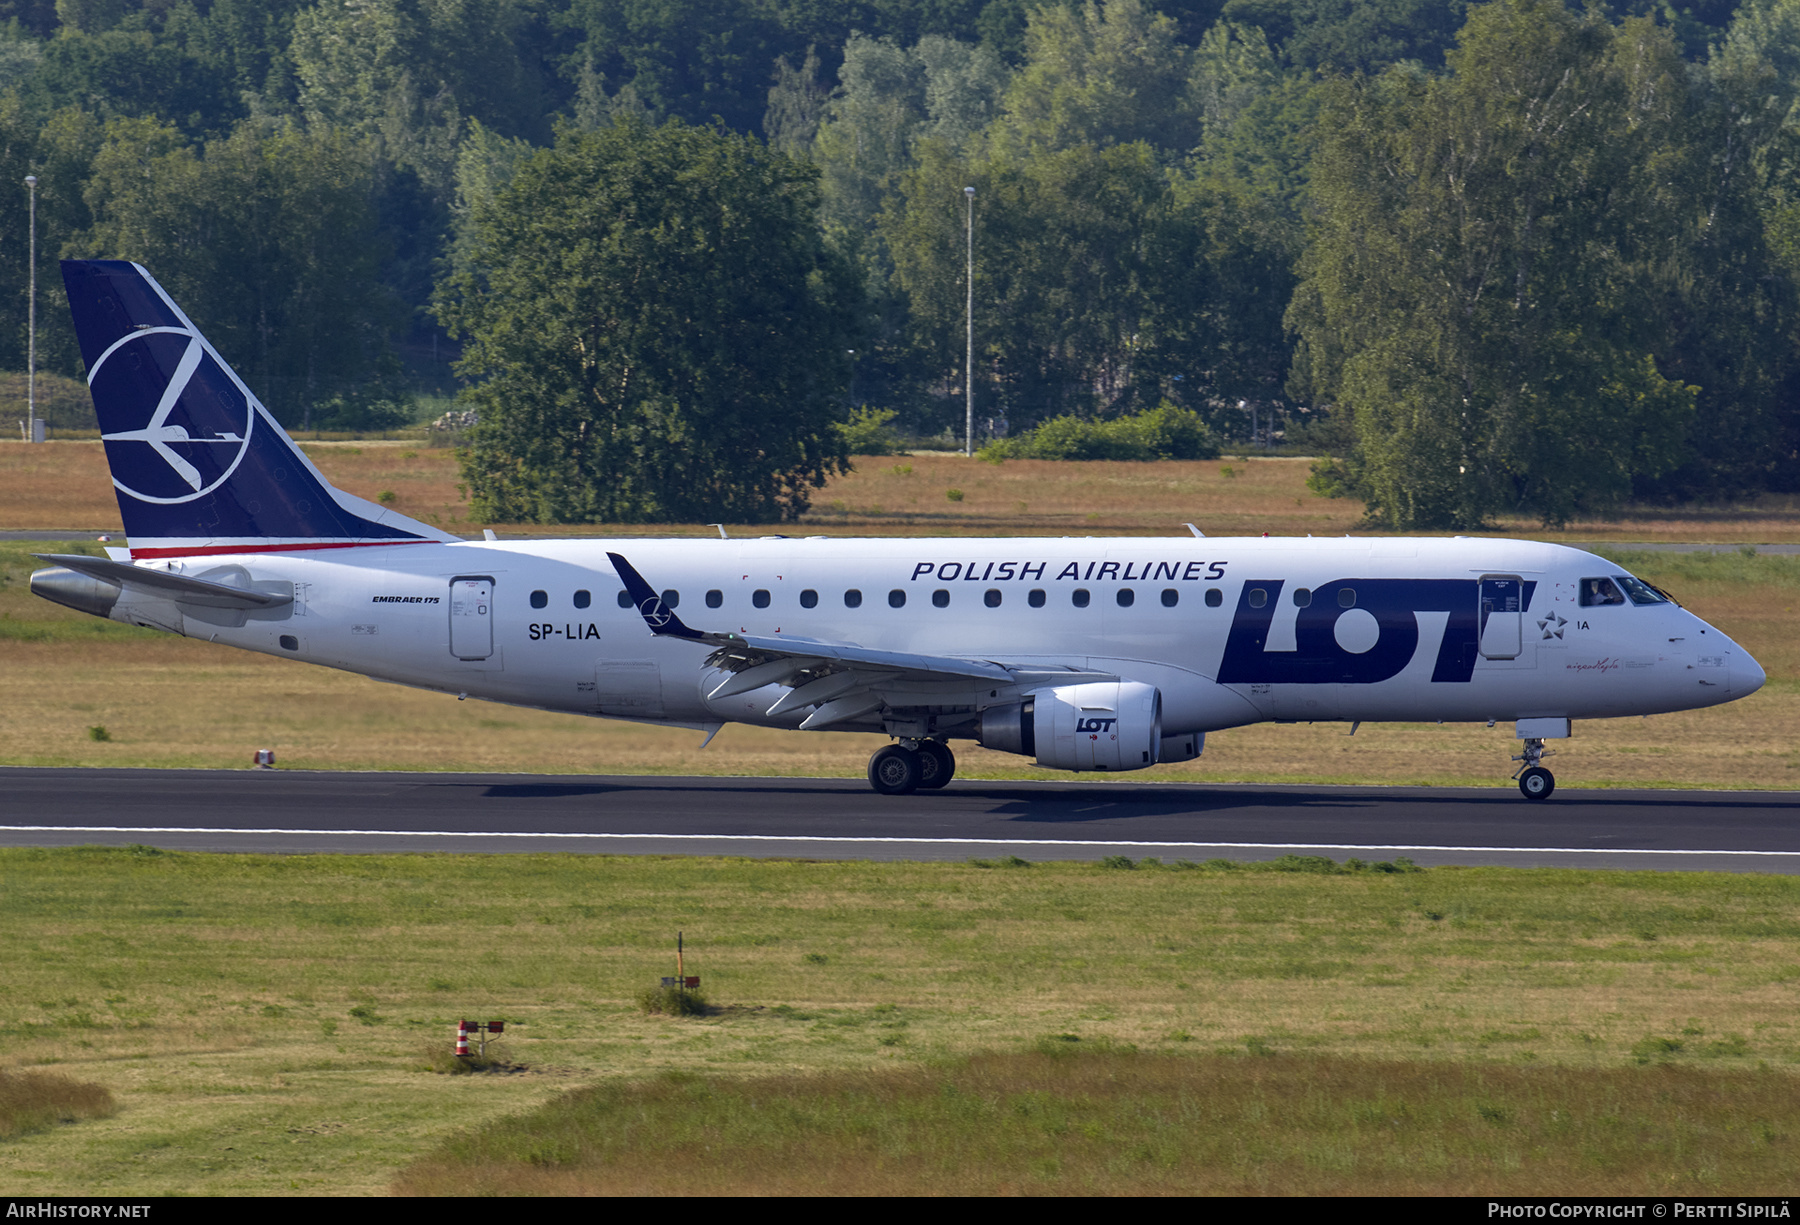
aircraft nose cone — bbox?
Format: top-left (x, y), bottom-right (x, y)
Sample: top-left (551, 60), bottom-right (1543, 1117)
top-left (1736, 650), bottom-right (1766, 697)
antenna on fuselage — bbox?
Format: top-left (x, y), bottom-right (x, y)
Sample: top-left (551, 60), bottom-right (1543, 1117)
top-left (1184, 523), bottom-right (1204, 538)
top-left (709, 523), bottom-right (729, 539)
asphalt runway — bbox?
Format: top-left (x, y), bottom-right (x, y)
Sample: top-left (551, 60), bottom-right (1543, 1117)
top-left (1, 766), bottom-right (1797, 871)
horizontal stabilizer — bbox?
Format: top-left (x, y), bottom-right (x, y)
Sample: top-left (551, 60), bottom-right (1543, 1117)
top-left (35, 554), bottom-right (292, 610)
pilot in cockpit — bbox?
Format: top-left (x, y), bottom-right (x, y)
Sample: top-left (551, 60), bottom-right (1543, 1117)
top-left (1580, 577), bottom-right (1626, 607)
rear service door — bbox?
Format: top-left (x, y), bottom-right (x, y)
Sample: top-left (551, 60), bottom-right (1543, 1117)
top-left (449, 576), bottom-right (494, 660)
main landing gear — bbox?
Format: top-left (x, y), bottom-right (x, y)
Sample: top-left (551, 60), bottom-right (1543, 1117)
top-left (867, 740), bottom-right (957, 795)
top-left (1512, 738), bottom-right (1556, 801)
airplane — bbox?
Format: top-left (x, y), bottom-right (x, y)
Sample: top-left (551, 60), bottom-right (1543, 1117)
top-left (30, 260), bottom-right (1767, 800)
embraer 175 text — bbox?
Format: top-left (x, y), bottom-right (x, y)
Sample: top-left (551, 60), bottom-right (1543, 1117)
top-left (31, 261), bottom-right (1766, 798)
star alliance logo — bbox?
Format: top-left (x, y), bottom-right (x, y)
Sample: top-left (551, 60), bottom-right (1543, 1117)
top-left (1538, 613), bottom-right (1568, 639)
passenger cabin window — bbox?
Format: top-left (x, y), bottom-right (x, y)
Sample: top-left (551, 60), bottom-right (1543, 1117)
top-left (574, 589), bottom-right (591, 609)
top-left (661, 589), bottom-right (679, 608)
top-left (1293, 587), bottom-right (1312, 607)
top-left (889, 589), bottom-right (906, 608)
top-left (1248, 588), bottom-right (1267, 609)
top-left (800, 589), bottom-right (818, 609)
top-left (932, 589), bottom-right (950, 608)
top-left (1338, 588), bottom-right (1356, 608)
top-left (752, 589), bottom-right (771, 609)
top-left (844, 589), bottom-right (863, 608)
top-left (984, 589), bottom-right (1002, 607)
top-left (1116, 588), bottom-right (1135, 607)
top-left (1072, 589), bottom-right (1091, 608)
top-left (1161, 588), bottom-right (1178, 607)
top-left (1028, 589), bottom-right (1046, 608)
top-left (530, 589), bottom-right (548, 609)
top-left (706, 589), bottom-right (723, 608)
top-left (616, 590), bottom-right (631, 608)
top-left (1204, 588), bottom-right (1223, 607)
top-left (1579, 577), bottom-right (1626, 607)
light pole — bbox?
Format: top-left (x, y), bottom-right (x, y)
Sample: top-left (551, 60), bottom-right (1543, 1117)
top-left (25, 174), bottom-right (37, 444)
top-left (964, 185), bottom-right (974, 457)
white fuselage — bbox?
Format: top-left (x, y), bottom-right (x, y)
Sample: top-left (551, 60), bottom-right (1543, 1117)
top-left (102, 534), bottom-right (1761, 738)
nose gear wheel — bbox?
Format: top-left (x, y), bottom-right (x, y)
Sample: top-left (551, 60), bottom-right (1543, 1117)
top-left (1511, 738), bottom-right (1556, 801)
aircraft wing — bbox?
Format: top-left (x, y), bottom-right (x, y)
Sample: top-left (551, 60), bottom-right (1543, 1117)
top-left (608, 551), bottom-right (1111, 729)
top-left (35, 553), bottom-right (293, 610)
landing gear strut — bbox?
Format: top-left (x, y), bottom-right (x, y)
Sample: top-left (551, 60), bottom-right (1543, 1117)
top-left (867, 741), bottom-right (957, 795)
top-left (1512, 738), bottom-right (1556, 801)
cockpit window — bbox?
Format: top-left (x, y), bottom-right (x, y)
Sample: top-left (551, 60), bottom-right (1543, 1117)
top-left (1613, 574), bottom-right (1669, 606)
top-left (1578, 577), bottom-right (1626, 607)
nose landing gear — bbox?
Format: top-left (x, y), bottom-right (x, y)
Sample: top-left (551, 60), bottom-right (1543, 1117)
top-left (867, 740), bottom-right (957, 795)
top-left (1512, 738), bottom-right (1556, 801)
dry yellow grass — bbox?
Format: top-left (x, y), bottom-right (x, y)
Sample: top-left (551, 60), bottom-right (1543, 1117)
top-left (0, 1070), bottom-right (116, 1142)
top-left (1, 633), bottom-right (1795, 788)
top-left (10, 438), bottom-right (1800, 541)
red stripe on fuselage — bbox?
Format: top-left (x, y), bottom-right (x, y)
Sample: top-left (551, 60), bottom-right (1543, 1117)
top-left (129, 539), bottom-right (438, 559)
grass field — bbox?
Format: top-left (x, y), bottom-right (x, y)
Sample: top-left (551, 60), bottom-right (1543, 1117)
top-left (11, 437), bottom-right (1800, 542)
top-left (0, 849), bottom-right (1793, 1196)
top-left (396, 1053), bottom-right (1800, 1195)
top-left (5, 443), bottom-right (1800, 1195)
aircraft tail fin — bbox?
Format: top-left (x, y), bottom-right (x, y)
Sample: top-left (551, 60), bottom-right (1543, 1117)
top-left (61, 260), bottom-right (454, 559)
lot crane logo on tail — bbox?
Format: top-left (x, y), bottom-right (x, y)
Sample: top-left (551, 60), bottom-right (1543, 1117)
top-left (61, 260), bottom-right (449, 557)
top-left (91, 326), bottom-right (256, 503)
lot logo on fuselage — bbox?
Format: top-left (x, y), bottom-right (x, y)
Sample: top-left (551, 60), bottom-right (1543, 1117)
top-left (89, 328), bottom-right (254, 504)
top-left (1217, 578), bottom-right (1533, 686)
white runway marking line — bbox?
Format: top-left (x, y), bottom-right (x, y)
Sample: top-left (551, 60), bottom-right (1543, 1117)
top-left (0, 826), bottom-right (1797, 857)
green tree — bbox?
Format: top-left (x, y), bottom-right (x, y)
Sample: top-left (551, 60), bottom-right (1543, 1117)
top-left (1292, 1), bottom-right (1708, 528)
top-left (560, 0), bottom-right (784, 135)
top-left (438, 119), bottom-right (861, 524)
top-left (888, 138), bottom-right (1167, 422)
top-left (1140, 175), bottom-right (1297, 426)
top-left (764, 43), bottom-right (829, 156)
top-left (1220, 0), bottom-right (1471, 74)
top-left (989, 0), bottom-right (1198, 158)
top-left (26, 24), bottom-right (241, 138)
top-left (289, 0), bottom-right (554, 197)
top-left (807, 31), bottom-right (1005, 432)
top-left (1686, 0), bottom-right (1800, 496)
top-left (813, 33), bottom-right (931, 248)
top-left (0, 102), bottom-right (106, 378)
top-left (78, 117), bottom-right (403, 426)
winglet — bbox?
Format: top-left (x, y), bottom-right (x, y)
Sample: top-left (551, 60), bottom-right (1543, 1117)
top-left (607, 552), bottom-right (706, 641)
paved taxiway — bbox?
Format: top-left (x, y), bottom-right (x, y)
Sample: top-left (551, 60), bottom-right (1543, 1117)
top-left (1, 767), bottom-right (1796, 871)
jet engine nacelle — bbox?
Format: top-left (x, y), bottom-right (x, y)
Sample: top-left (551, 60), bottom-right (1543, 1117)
top-left (978, 681), bottom-right (1163, 772)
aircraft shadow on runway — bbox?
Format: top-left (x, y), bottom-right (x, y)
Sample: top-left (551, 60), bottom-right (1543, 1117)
top-left (464, 777), bottom-right (1800, 826)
